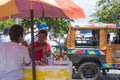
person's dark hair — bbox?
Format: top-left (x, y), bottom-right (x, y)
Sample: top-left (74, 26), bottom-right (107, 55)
top-left (9, 24), bottom-right (24, 42)
top-left (38, 29), bottom-right (48, 36)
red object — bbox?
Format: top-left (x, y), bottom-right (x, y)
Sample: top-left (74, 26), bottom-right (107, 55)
top-left (76, 50), bottom-right (84, 54)
top-left (116, 64), bottom-right (120, 68)
top-left (32, 41), bottom-right (51, 60)
top-left (63, 51), bottom-right (68, 55)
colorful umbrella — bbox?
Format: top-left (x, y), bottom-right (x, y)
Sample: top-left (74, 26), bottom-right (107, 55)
top-left (0, 0), bottom-right (85, 19)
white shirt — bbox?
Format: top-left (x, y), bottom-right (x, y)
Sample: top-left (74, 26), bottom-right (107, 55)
top-left (0, 42), bottom-right (31, 80)
top-left (0, 35), bottom-right (10, 43)
top-left (24, 33), bottom-right (38, 45)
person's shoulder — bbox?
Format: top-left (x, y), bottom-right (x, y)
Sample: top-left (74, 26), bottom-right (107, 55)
top-left (19, 44), bottom-right (28, 49)
top-left (21, 44), bottom-right (27, 47)
top-left (45, 41), bottom-right (51, 45)
top-left (0, 42), bottom-right (10, 48)
top-left (9, 42), bottom-right (27, 49)
top-left (45, 41), bottom-right (49, 43)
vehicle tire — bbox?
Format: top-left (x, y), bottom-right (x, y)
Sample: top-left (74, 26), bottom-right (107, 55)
top-left (78, 62), bottom-right (100, 80)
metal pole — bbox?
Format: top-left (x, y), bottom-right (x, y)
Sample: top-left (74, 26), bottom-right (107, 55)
top-left (30, 8), bottom-right (36, 80)
top-left (30, 0), bottom-right (36, 79)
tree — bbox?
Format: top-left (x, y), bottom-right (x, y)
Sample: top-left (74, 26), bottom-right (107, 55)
top-left (0, 18), bottom-right (15, 32)
top-left (0, 18), bottom-right (70, 34)
top-left (22, 18), bottom-right (70, 35)
top-left (43, 18), bottom-right (70, 35)
top-left (90, 0), bottom-right (120, 24)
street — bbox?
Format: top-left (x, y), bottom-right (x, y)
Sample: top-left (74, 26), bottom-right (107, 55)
top-left (72, 70), bottom-right (120, 80)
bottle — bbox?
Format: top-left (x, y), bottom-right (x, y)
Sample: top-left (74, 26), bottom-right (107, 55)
top-left (47, 55), bottom-right (54, 65)
top-left (63, 51), bottom-right (68, 61)
top-left (55, 49), bottom-right (60, 61)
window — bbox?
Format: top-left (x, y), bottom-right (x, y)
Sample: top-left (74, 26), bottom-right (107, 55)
top-left (75, 29), bottom-right (99, 48)
top-left (108, 29), bottom-right (120, 44)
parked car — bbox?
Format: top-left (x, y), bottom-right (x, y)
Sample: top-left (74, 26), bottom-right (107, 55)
top-left (65, 22), bottom-right (120, 80)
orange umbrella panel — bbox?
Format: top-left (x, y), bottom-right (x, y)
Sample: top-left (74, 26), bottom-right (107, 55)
top-left (0, 0), bottom-right (18, 18)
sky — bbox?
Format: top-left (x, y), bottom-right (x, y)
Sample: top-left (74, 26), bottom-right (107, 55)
top-left (72, 0), bottom-right (98, 22)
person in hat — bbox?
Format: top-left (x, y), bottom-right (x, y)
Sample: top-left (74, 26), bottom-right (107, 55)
top-left (38, 23), bottom-right (51, 41)
top-left (0, 24), bottom-right (31, 80)
top-left (38, 24), bottom-right (49, 30)
top-left (29, 29), bottom-right (52, 65)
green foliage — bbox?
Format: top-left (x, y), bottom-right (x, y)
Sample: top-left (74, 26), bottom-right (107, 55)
top-left (107, 29), bottom-right (117, 33)
top-left (90, 0), bottom-right (120, 24)
top-left (43, 18), bottom-right (69, 34)
top-left (0, 17), bottom-right (70, 34)
top-left (21, 18), bottom-right (70, 35)
top-left (0, 18), bottom-right (15, 32)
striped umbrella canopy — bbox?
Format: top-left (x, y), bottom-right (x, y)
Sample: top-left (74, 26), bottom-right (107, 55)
top-left (0, 0), bottom-right (85, 19)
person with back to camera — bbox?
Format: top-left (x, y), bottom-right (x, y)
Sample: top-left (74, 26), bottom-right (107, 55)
top-left (0, 24), bottom-right (31, 80)
top-left (29, 29), bottom-right (52, 65)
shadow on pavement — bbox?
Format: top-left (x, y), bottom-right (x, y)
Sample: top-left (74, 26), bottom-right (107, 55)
top-left (72, 73), bottom-right (120, 80)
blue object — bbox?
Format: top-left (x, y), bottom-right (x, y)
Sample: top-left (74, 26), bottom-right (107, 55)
top-left (4, 27), bottom-right (9, 32)
top-left (116, 24), bottom-right (120, 27)
top-left (38, 24), bottom-right (49, 30)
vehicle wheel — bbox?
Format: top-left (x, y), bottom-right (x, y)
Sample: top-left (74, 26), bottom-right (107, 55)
top-left (78, 62), bottom-right (100, 80)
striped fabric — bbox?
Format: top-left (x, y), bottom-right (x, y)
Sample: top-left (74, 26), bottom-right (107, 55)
top-left (71, 22), bottom-right (119, 28)
top-left (67, 49), bottom-right (106, 55)
top-left (102, 64), bottom-right (120, 68)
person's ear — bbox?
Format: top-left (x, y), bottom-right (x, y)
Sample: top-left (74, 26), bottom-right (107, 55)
top-left (19, 36), bottom-right (23, 43)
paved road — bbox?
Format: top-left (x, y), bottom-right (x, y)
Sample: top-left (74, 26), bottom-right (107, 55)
top-left (72, 70), bottom-right (120, 80)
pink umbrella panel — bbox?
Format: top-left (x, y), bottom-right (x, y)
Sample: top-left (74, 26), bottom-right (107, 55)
top-left (11, 0), bottom-right (85, 19)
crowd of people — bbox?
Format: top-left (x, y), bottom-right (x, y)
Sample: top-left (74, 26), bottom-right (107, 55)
top-left (0, 24), bottom-right (53, 80)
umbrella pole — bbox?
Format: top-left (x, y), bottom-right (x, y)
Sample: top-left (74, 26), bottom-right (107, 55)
top-left (30, 9), bottom-right (36, 80)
